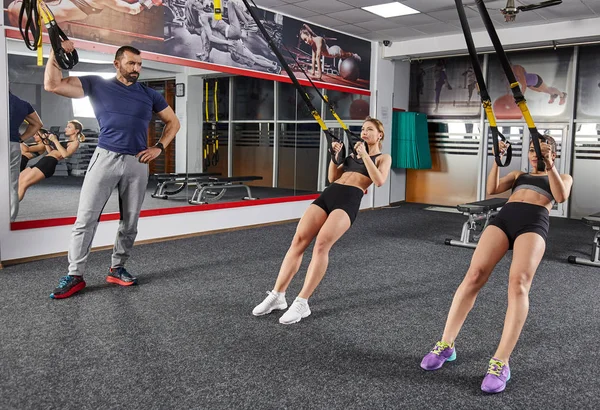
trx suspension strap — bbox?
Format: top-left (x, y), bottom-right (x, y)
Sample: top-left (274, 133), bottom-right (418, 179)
top-left (454, 0), bottom-right (511, 168)
top-left (19, 0), bottom-right (79, 69)
top-left (213, 0), bottom-right (223, 20)
top-left (240, 0), bottom-right (360, 165)
top-left (213, 80), bottom-right (220, 166)
top-left (204, 80), bottom-right (220, 169)
top-left (276, 37), bottom-right (367, 155)
top-left (457, 0), bottom-right (546, 171)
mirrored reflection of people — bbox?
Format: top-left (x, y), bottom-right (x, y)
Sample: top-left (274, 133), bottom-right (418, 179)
top-left (7, 0), bottom-right (147, 26)
top-left (185, 0), bottom-right (280, 73)
top-left (18, 121), bottom-right (85, 201)
top-left (421, 136), bottom-right (572, 393)
top-left (20, 130), bottom-right (52, 171)
top-left (44, 42), bottom-right (180, 299)
top-left (462, 66), bottom-right (478, 104)
top-left (8, 91), bottom-right (43, 222)
top-left (434, 59), bottom-right (452, 112)
top-left (414, 62), bottom-right (426, 106)
top-left (299, 23), bottom-right (361, 80)
top-left (512, 64), bottom-right (567, 105)
top-left (252, 118), bottom-right (392, 325)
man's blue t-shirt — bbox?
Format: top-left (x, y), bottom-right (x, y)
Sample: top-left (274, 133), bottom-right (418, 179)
top-left (79, 76), bottom-right (169, 155)
top-left (9, 92), bottom-right (35, 143)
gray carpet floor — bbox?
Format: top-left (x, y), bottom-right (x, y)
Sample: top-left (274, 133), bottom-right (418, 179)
top-left (15, 177), bottom-right (315, 221)
top-left (1, 203), bottom-right (599, 409)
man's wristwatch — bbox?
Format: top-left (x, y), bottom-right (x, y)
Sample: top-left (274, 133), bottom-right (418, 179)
top-left (154, 142), bottom-right (165, 154)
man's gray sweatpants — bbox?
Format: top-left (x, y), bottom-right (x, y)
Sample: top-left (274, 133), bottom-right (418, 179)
top-left (68, 147), bottom-right (148, 276)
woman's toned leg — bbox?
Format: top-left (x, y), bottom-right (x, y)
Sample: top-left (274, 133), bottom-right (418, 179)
top-left (18, 167), bottom-right (46, 201)
top-left (493, 232), bottom-right (545, 362)
top-left (441, 226), bottom-right (510, 344)
top-left (297, 209), bottom-right (352, 299)
top-left (273, 205), bottom-right (328, 292)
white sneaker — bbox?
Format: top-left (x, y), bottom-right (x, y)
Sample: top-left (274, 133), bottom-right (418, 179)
top-left (252, 291), bottom-right (287, 316)
top-left (279, 298), bottom-right (311, 325)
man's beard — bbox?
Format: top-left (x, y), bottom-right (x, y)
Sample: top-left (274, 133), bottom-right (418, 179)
top-left (125, 74), bottom-right (139, 83)
top-left (122, 70), bottom-right (139, 83)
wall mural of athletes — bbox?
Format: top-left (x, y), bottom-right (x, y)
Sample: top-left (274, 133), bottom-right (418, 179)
top-left (4, 0), bottom-right (165, 51)
top-left (281, 17), bottom-right (371, 90)
top-left (486, 48), bottom-right (573, 121)
top-left (575, 45), bottom-right (600, 120)
top-left (409, 56), bottom-right (482, 118)
top-left (168, 0), bottom-right (281, 73)
top-left (3, 0), bottom-right (371, 91)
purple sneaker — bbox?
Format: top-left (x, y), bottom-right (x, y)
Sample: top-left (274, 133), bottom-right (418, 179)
top-left (420, 341), bottom-right (456, 370)
top-left (481, 358), bottom-right (511, 393)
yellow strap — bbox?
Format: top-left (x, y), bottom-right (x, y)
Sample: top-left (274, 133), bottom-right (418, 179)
top-left (213, 0), bottom-right (222, 20)
top-left (205, 82), bottom-right (209, 122)
top-left (483, 103), bottom-right (497, 127)
top-left (214, 80), bottom-right (218, 123)
top-left (509, 81), bottom-right (520, 89)
top-left (311, 111), bottom-right (327, 130)
top-left (37, 10), bottom-right (43, 66)
top-left (516, 100), bottom-right (536, 128)
top-left (321, 94), bottom-right (349, 130)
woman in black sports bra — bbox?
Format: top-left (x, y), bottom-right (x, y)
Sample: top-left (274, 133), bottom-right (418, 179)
top-left (18, 120), bottom-right (85, 201)
top-left (252, 117), bottom-right (392, 325)
top-left (420, 135), bottom-right (572, 393)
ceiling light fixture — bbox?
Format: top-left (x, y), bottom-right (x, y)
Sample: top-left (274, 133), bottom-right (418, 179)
top-left (362, 2), bottom-right (420, 18)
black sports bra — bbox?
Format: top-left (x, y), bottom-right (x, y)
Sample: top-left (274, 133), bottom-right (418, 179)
top-left (512, 173), bottom-right (554, 201)
top-left (342, 154), bottom-right (381, 179)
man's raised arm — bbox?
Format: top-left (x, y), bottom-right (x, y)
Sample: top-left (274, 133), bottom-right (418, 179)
top-left (44, 41), bottom-right (85, 98)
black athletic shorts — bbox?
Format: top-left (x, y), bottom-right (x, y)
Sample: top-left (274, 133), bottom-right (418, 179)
top-left (20, 155), bottom-right (29, 172)
top-left (312, 183), bottom-right (364, 225)
top-left (31, 156), bottom-right (59, 179)
top-left (488, 202), bottom-right (550, 250)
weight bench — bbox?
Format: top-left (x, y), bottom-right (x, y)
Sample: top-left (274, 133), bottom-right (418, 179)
top-left (445, 198), bottom-right (508, 249)
top-left (189, 176), bottom-right (263, 205)
top-left (567, 212), bottom-right (600, 268)
top-left (151, 172), bottom-right (220, 199)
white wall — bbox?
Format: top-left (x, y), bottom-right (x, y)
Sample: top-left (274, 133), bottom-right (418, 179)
top-left (389, 60), bottom-right (410, 204)
top-left (370, 43), bottom-right (395, 208)
top-left (1, 21), bottom-right (11, 264)
top-left (383, 17), bottom-right (600, 60)
top-left (1, 200), bottom-right (314, 262)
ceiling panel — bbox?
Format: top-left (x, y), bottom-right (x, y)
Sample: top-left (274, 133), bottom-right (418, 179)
top-left (582, 0), bottom-right (600, 14)
top-left (269, 4), bottom-right (320, 18)
top-left (303, 15), bottom-right (348, 28)
top-left (387, 13), bottom-right (440, 27)
top-left (293, 0), bottom-right (354, 14)
top-left (327, 9), bottom-right (379, 24)
top-left (253, 0), bottom-right (599, 42)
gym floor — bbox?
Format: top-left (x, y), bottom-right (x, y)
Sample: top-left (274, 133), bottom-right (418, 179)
top-left (1, 203), bottom-right (598, 409)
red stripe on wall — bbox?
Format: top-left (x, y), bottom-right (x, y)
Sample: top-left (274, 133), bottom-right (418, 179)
top-left (10, 194), bottom-right (320, 231)
top-left (5, 29), bottom-right (370, 96)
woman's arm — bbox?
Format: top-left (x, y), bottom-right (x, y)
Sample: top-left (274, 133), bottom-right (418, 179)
top-left (362, 154), bottom-right (391, 187)
top-left (63, 141), bottom-right (81, 159)
top-left (314, 39), bottom-right (323, 76)
top-left (487, 140), bottom-right (519, 195)
top-left (47, 134), bottom-right (70, 158)
top-left (487, 163), bottom-right (520, 195)
top-left (327, 141), bottom-right (344, 183)
top-left (541, 145), bottom-right (572, 203)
